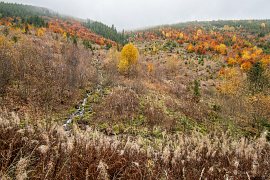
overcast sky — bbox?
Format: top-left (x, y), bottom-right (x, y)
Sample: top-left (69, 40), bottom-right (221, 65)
top-left (3, 0), bottom-right (270, 30)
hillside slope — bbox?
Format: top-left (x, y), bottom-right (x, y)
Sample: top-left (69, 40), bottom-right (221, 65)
top-left (0, 2), bottom-right (127, 45)
top-left (0, 3), bottom-right (270, 179)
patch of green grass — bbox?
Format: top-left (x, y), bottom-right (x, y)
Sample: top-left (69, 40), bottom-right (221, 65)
top-left (151, 126), bottom-right (163, 138)
top-left (73, 116), bottom-right (81, 122)
top-left (103, 87), bottom-right (112, 95)
top-left (129, 115), bottom-right (145, 126)
top-left (178, 116), bottom-right (195, 131)
top-left (112, 123), bottom-right (125, 135)
top-left (82, 111), bottom-right (94, 121)
top-left (68, 107), bottom-right (77, 114)
top-left (98, 122), bottom-right (109, 131)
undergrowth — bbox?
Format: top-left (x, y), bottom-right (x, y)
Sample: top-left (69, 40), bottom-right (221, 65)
top-left (0, 110), bottom-right (269, 179)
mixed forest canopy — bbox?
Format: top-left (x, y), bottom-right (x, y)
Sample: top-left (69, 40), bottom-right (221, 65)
top-left (134, 19), bottom-right (270, 55)
top-left (0, 2), bottom-right (129, 44)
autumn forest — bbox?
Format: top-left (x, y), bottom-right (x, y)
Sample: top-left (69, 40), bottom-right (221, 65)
top-left (0, 1), bottom-right (269, 179)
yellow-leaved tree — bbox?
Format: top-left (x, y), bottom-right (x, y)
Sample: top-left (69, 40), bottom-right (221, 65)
top-left (216, 44), bottom-right (227, 55)
top-left (232, 35), bottom-right (237, 43)
top-left (118, 43), bottom-right (139, 74)
top-left (187, 44), bottom-right (194, 53)
top-left (36, 28), bottom-right (45, 37)
top-left (227, 57), bottom-right (237, 66)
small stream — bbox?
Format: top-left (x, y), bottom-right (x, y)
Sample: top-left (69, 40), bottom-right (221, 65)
top-left (63, 57), bottom-right (105, 131)
top-left (63, 91), bottom-right (92, 130)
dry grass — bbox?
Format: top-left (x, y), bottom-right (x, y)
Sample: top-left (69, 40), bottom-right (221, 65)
top-left (0, 110), bottom-right (269, 179)
top-left (94, 87), bottom-right (140, 123)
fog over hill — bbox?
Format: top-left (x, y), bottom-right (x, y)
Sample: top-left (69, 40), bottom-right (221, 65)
top-left (3, 0), bottom-right (270, 30)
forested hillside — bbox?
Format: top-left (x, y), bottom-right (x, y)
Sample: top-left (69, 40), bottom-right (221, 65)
top-left (84, 20), bottom-right (128, 45)
top-left (0, 2), bottom-right (55, 18)
top-left (0, 2), bottom-right (128, 44)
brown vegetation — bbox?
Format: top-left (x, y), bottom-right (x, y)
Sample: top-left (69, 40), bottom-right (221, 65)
top-left (0, 33), bottom-right (97, 116)
top-left (94, 87), bottom-right (140, 123)
top-left (0, 111), bottom-right (269, 179)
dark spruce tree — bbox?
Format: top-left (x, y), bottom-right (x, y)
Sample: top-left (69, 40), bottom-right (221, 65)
top-left (84, 20), bottom-right (128, 45)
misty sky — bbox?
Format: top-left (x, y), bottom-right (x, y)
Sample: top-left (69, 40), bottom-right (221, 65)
top-left (3, 0), bottom-right (270, 30)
